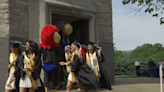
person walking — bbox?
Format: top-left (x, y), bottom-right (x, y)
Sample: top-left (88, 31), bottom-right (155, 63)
top-left (135, 58), bottom-right (141, 76)
top-left (148, 57), bottom-right (156, 78)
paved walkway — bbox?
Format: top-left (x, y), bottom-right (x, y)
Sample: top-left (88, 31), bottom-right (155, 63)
top-left (57, 77), bottom-right (163, 92)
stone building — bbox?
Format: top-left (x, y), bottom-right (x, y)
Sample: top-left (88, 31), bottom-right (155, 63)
top-left (122, 50), bottom-right (133, 55)
top-left (0, 0), bottom-right (114, 91)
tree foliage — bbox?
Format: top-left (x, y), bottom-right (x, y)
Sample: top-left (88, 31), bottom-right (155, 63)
top-left (114, 43), bottom-right (164, 75)
top-left (122, 0), bottom-right (164, 25)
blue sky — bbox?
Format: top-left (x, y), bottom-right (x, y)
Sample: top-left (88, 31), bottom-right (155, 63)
top-left (112, 0), bottom-right (164, 50)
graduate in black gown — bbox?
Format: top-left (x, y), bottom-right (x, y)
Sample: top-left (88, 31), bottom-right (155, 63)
top-left (39, 25), bottom-right (66, 92)
top-left (5, 40), bottom-right (22, 92)
top-left (65, 40), bottom-right (100, 92)
top-left (10, 41), bottom-right (45, 92)
top-left (83, 42), bottom-right (112, 91)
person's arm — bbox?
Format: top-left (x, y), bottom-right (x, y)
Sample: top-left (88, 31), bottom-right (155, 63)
top-left (56, 45), bottom-right (65, 61)
top-left (32, 58), bottom-right (42, 80)
top-left (8, 55), bottom-right (17, 70)
top-left (97, 48), bottom-right (102, 58)
top-left (14, 55), bottom-right (23, 76)
top-left (97, 53), bottom-right (105, 63)
top-left (10, 55), bottom-right (23, 83)
top-left (56, 46), bottom-right (66, 66)
top-left (8, 60), bottom-right (16, 70)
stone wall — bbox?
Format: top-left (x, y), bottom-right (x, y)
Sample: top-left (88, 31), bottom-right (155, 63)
top-left (0, 0), bottom-right (9, 37)
top-left (9, 0), bottom-right (29, 39)
top-left (92, 0), bottom-right (115, 84)
top-left (0, 1), bottom-right (10, 92)
top-left (28, 0), bottom-right (40, 43)
top-left (0, 0), bottom-right (29, 91)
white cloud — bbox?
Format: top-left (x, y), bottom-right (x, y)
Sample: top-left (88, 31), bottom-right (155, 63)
top-left (112, 0), bottom-right (164, 50)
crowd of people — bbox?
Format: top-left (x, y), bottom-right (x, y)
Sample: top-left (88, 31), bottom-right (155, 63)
top-left (135, 58), bottom-right (164, 78)
top-left (5, 25), bottom-right (112, 92)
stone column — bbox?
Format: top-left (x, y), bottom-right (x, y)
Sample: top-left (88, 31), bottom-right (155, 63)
top-left (0, 0), bottom-right (29, 91)
top-left (94, 0), bottom-right (115, 84)
top-left (28, 0), bottom-right (40, 43)
top-left (9, 0), bottom-right (29, 43)
top-left (0, 0), bottom-right (9, 91)
top-left (39, 0), bottom-right (46, 43)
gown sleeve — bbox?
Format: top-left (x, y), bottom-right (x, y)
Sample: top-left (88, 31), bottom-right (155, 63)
top-left (56, 45), bottom-right (65, 62)
top-left (83, 54), bottom-right (86, 63)
top-left (97, 52), bottom-right (105, 63)
top-left (14, 55), bottom-right (24, 76)
top-left (71, 54), bottom-right (82, 72)
top-left (32, 56), bottom-right (42, 80)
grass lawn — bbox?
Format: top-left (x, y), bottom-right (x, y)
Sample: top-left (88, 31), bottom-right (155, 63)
top-left (115, 74), bottom-right (149, 78)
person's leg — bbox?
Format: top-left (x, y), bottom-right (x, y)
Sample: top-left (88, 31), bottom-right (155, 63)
top-left (138, 66), bottom-right (140, 75)
top-left (94, 76), bottom-right (100, 92)
top-left (95, 89), bottom-right (99, 92)
top-left (136, 66), bottom-right (139, 76)
top-left (5, 89), bottom-right (12, 92)
top-left (76, 82), bottom-right (85, 92)
top-left (66, 80), bottom-right (73, 92)
top-left (96, 76), bottom-right (100, 82)
top-left (19, 87), bottom-right (27, 92)
top-left (29, 87), bottom-right (35, 92)
top-left (135, 66), bottom-right (137, 75)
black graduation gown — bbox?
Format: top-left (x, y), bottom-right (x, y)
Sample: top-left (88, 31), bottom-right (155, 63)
top-left (7, 53), bottom-right (21, 92)
top-left (148, 60), bottom-right (156, 76)
top-left (70, 54), bottom-right (100, 91)
top-left (41, 45), bottom-right (66, 89)
top-left (14, 54), bottom-right (45, 92)
top-left (83, 53), bottom-right (112, 90)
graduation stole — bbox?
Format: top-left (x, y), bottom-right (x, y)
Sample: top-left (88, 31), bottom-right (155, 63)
top-left (86, 51), bottom-right (99, 77)
top-left (24, 54), bottom-right (38, 89)
top-left (9, 53), bottom-right (15, 74)
top-left (7, 53), bottom-right (16, 88)
top-left (70, 52), bottom-right (76, 83)
top-left (65, 52), bottom-right (70, 73)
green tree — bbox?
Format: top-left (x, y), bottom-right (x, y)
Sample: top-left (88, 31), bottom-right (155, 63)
top-left (114, 43), bottom-right (164, 74)
top-left (114, 51), bottom-right (125, 58)
top-left (122, 0), bottom-right (164, 25)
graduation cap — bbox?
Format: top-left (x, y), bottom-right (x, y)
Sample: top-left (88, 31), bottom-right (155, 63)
top-left (86, 42), bottom-right (95, 46)
top-left (81, 44), bottom-right (87, 50)
top-left (9, 40), bottom-right (24, 48)
top-left (86, 41), bottom-right (101, 49)
top-left (72, 39), bottom-right (81, 48)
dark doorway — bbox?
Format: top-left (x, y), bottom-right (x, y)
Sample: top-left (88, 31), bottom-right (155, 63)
top-left (52, 14), bottom-right (89, 44)
top-left (70, 20), bottom-right (89, 44)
